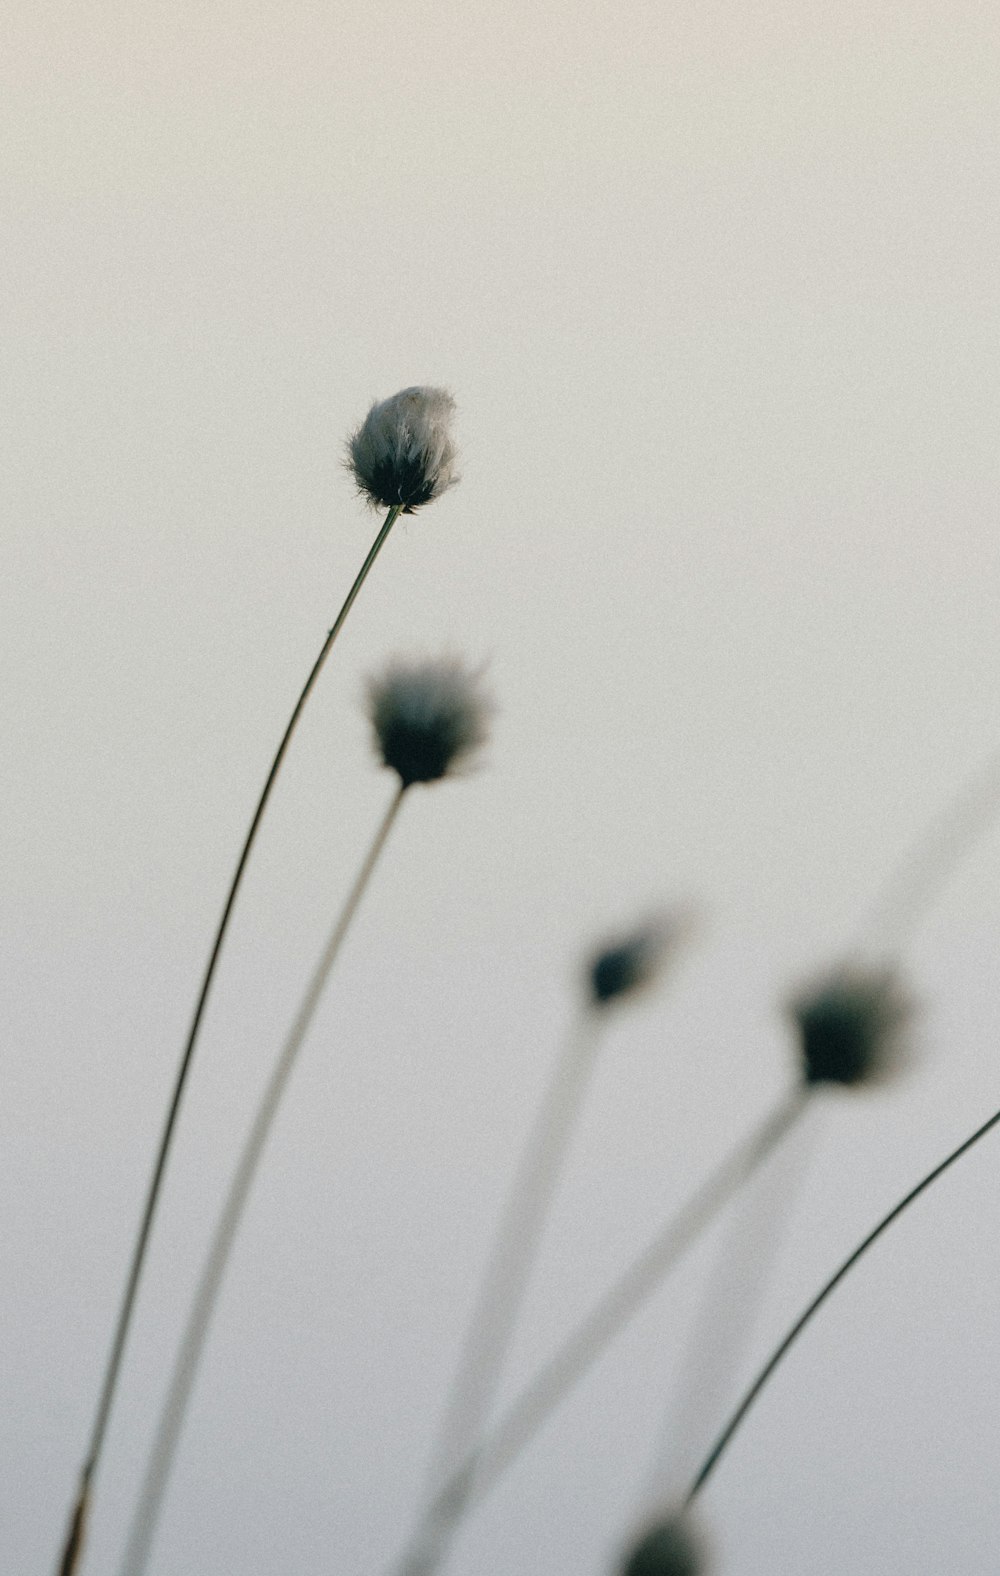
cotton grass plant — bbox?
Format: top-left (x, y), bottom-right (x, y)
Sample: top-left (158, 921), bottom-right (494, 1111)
top-left (43, 366), bottom-right (1000, 1576)
top-left (383, 733), bottom-right (1000, 1576)
top-left (115, 655), bottom-right (491, 1576)
top-left (620, 748), bottom-right (1000, 1566)
top-left (625, 965), bottom-right (915, 1567)
top-left (619, 1513), bottom-right (708, 1576)
top-left (394, 1075), bottom-right (806, 1569)
top-left (54, 388), bottom-right (458, 1576)
top-left (656, 962), bottom-right (916, 1484)
top-left (395, 916), bottom-right (687, 1576)
top-left (613, 747), bottom-right (1000, 1570)
top-left (685, 1096), bottom-right (1000, 1507)
top-left (389, 972), bottom-right (923, 1566)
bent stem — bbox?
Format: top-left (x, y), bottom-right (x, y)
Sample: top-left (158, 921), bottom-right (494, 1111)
top-left (405, 1011), bottom-right (605, 1576)
top-left (55, 505), bottom-right (400, 1576)
top-left (685, 1099), bottom-right (1000, 1505)
top-left (117, 782), bottom-right (406, 1576)
top-left (393, 1088), bottom-right (805, 1576)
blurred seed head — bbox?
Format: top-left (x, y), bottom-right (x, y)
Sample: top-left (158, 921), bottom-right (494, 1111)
top-left (368, 656), bottom-right (492, 788)
top-left (347, 387), bottom-right (458, 512)
top-left (620, 1514), bottom-right (708, 1576)
top-left (789, 963), bottom-right (915, 1089)
top-left (586, 910), bottom-right (692, 1009)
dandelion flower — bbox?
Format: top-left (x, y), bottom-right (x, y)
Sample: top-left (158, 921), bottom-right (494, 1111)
top-left (621, 1515), bottom-right (708, 1576)
top-left (348, 387), bottom-right (458, 512)
top-left (587, 913), bottom-right (685, 1007)
top-left (790, 964), bottom-right (914, 1088)
top-left (368, 657), bottom-right (491, 788)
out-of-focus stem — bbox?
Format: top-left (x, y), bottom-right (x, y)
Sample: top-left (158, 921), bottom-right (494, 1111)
top-left (405, 1012), bottom-right (605, 1576)
top-left (686, 1098), bottom-right (1000, 1505)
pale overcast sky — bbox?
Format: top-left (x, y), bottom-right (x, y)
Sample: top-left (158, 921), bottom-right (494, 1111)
top-left (3, 2), bottom-right (1000, 1573)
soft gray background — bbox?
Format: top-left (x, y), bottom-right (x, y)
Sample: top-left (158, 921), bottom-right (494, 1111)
top-left (3, 2), bottom-right (1000, 1572)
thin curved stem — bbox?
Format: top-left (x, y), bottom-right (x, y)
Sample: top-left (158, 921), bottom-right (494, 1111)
top-left (56, 504), bottom-right (401, 1576)
top-left (118, 782), bottom-right (406, 1576)
top-left (391, 1089), bottom-right (806, 1576)
top-left (685, 1100), bottom-right (1000, 1505)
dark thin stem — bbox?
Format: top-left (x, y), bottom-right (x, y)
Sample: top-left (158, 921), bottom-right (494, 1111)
top-left (55, 504), bottom-right (401, 1576)
top-left (118, 783), bottom-right (406, 1576)
top-left (685, 1100), bottom-right (1000, 1505)
top-left (392, 1088), bottom-right (806, 1576)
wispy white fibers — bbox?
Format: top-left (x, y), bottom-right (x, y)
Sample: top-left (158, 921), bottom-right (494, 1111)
top-left (348, 387), bottom-right (458, 512)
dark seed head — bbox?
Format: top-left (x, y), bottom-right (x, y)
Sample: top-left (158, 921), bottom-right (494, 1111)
top-left (790, 964), bottom-right (914, 1088)
top-left (586, 913), bottom-right (687, 1008)
top-left (621, 1515), bottom-right (707, 1576)
top-left (368, 657), bottom-right (492, 788)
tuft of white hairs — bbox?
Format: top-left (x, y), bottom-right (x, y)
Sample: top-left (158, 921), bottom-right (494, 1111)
top-left (347, 387), bottom-right (458, 512)
top-left (367, 655), bottom-right (492, 787)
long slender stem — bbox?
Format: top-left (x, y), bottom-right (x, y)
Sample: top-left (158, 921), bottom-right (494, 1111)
top-left (391, 1088), bottom-right (805, 1576)
top-left (644, 1096), bottom-right (816, 1501)
top-left (404, 1012), bottom-right (604, 1576)
top-left (117, 782), bottom-right (406, 1576)
top-left (685, 1099), bottom-right (1000, 1505)
top-left (55, 505), bottom-right (401, 1576)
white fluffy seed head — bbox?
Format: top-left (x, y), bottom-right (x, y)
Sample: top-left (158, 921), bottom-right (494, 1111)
top-left (789, 962), bottom-right (915, 1089)
top-left (367, 656), bottom-right (492, 788)
top-left (347, 387), bottom-right (458, 513)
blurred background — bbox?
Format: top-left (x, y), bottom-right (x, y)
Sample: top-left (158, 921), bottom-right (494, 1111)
top-left (2, 1), bottom-right (1000, 1571)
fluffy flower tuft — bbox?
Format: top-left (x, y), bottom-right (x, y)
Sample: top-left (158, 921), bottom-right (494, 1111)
top-left (586, 911), bottom-right (689, 1008)
top-left (347, 387), bottom-right (458, 512)
top-left (367, 656), bottom-right (492, 788)
top-left (789, 963), bottom-right (914, 1089)
top-left (621, 1515), bottom-right (707, 1576)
